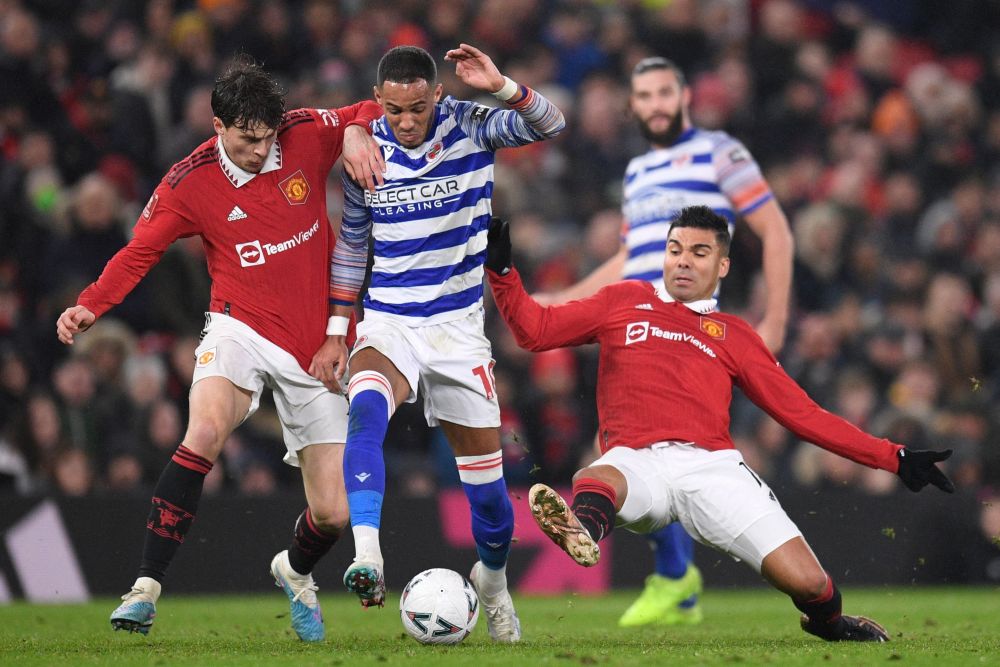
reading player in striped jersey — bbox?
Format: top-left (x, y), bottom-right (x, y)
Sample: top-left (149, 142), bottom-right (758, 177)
top-left (325, 44), bottom-right (564, 642)
top-left (55, 57), bottom-right (385, 642)
top-left (486, 207), bottom-right (953, 643)
top-left (537, 57), bottom-right (795, 627)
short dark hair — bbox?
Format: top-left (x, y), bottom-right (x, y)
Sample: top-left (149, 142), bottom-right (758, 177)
top-left (377, 46), bottom-right (437, 87)
top-left (631, 56), bottom-right (687, 88)
top-left (211, 55), bottom-right (285, 130)
top-left (668, 206), bottom-right (731, 255)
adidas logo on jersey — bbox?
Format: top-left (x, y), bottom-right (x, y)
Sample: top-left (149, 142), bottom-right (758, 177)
top-left (635, 303), bottom-right (653, 310)
top-left (227, 205), bottom-right (248, 221)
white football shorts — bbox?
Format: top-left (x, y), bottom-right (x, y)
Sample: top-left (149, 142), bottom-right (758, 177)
top-left (193, 312), bottom-right (348, 466)
top-left (350, 309), bottom-right (501, 428)
top-left (596, 442), bottom-right (802, 572)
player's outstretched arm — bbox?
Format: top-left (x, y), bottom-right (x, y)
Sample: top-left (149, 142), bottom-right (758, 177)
top-left (896, 448), bottom-right (955, 493)
top-left (56, 305), bottom-right (96, 345)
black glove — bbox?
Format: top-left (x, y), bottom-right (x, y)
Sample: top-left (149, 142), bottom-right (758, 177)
top-left (485, 217), bottom-right (512, 275)
top-left (896, 448), bottom-right (955, 493)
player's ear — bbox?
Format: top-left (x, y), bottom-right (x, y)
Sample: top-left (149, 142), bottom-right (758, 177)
top-left (212, 117), bottom-right (225, 137)
top-left (681, 85), bottom-right (692, 110)
top-left (373, 85), bottom-right (383, 106)
top-left (433, 83), bottom-right (443, 102)
top-left (717, 256), bottom-right (730, 279)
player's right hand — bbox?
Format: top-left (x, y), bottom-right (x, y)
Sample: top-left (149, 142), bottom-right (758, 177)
top-left (896, 447), bottom-right (955, 493)
top-left (309, 336), bottom-right (349, 394)
top-left (56, 305), bottom-right (96, 345)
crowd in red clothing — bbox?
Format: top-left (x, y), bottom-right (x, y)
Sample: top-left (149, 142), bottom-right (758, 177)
top-left (0, 1), bottom-right (997, 547)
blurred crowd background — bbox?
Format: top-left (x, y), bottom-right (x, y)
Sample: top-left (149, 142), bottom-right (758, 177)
top-left (0, 0), bottom-right (998, 551)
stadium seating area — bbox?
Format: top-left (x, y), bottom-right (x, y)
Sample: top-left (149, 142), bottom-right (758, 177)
top-left (0, 0), bottom-right (997, 550)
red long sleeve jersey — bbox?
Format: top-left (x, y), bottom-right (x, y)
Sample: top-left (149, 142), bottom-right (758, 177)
top-left (78, 103), bottom-right (381, 371)
top-left (490, 268), bottom-right (902, 473)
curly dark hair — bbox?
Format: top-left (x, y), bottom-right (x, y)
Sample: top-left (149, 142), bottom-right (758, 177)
top-left (211, 54), bottom-right (285, 130)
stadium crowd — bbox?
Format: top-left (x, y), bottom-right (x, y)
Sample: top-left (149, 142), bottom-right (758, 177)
top-left (0, 0), bottom-right (997, 536)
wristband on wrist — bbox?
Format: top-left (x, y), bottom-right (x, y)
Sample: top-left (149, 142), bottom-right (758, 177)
top-left (492, 76), bottom-right (519, 102)
top-left (326, 315), bottom-right (350, 336)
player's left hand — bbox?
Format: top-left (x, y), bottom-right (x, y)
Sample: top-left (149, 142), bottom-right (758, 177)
top-left (445, 43), bottom-right (505, 94)
top-left (343, 124), bottom-right (386, 192)
top-left (755, 315), bottom-right (787, 354)
top-left (485, 217), bottom-right (512, 275)
top-left (309, 336), bottom-right (349, 394)
top-left (896, 448), bottom-right (955, 493)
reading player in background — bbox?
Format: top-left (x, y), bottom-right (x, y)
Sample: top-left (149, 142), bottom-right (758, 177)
top-left (325, 44), bottom-right (564, 642)
top-left (536, 56), bottom-right (794, 627)
top-left (55, 56), bottom-right (386, 642)
top-left (486, 207), bottom-right (953, 642)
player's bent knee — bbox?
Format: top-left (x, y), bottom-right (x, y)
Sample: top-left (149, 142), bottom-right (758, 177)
top-left (308, 503), bottom-right (350, 533)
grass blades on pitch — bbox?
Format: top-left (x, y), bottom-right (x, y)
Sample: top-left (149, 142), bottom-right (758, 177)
top-left (0, 587), bottom-right (998, 666)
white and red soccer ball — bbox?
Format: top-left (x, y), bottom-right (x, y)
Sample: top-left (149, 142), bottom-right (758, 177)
top-left (399, 568), bottom-right (479, 645)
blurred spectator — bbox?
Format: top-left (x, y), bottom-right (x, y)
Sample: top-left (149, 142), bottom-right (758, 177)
top-left (0, 0), bottom-right (995, 506)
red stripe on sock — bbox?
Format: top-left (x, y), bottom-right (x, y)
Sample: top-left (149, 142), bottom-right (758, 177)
top-left (572, 477), bottom-right (617, 506)
top-left (456, 455), bottom-right (503, 471)
top-left (304, 507), bottom-right (319, 534)
top-left (172, 445), bottom-right (213, 474)
top-left (807, 574), bottom-right (834, 604)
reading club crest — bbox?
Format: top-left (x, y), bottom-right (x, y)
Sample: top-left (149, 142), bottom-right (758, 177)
top-left (426, 141), bottom-right (444, 162)
top-left (279, 170), bottom-right (310, 205)
top-left (700, 316), bottom-right (726, 340)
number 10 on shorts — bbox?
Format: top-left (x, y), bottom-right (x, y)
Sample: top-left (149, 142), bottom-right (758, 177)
top-left (472, 362), bottom-right (496, 399)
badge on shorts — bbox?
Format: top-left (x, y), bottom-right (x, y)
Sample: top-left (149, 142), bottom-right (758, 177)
top-left (197, 348), bottom-right (217, 367)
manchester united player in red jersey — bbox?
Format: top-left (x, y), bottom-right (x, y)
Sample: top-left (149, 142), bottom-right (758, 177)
top-left (55, 57), bottom-right (385, 642)
top-left (486, 206), bottom-right (954, 642)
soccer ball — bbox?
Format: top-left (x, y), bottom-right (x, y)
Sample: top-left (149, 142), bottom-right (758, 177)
top-left (399, 568), bottom-right (480, 645)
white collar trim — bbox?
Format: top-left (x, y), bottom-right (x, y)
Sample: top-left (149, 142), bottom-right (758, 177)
top-left (217, 137), bottom-right (282, 188)
top-left (654, 286), bottom-right (718, 313)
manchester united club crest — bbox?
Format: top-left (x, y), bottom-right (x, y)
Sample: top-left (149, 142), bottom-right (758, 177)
top-left (426, 141), bottom-right (444, 162)
top-left (699, 316), bottom-right (726, 340)
top-left (279, 169), bottom-right (310, 205)
top-left (197, 348), bottom-right (217, 367)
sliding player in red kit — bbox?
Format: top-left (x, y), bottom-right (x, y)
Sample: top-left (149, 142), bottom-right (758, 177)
top-left (56, 57), bottom-right (385, 642)
top-left (485, 206), bottom-right (954, 642)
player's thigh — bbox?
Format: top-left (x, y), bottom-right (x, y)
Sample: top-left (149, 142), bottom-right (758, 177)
top-left (298, 443), bottom-right (349, 530)
top-left (419, 315), bottom-right (500, 430)
top-left (439, 420), bottom-right (501, 457)
top-left (350, 318), bottom-right (419, 406)
top-left (269, 359), bottom-right (351, 468)
top-left (674, 447), bottom-right (801, 571)
top-left (186, 326), bottom-right (266, 458)
top-left (592, 446), bottom-right (673, 534)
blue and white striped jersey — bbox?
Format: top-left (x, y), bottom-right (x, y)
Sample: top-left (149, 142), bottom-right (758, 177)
top-left (621, 127), bottom-right (772, 284)
top-left (332, 91), bottom-right (564, 326)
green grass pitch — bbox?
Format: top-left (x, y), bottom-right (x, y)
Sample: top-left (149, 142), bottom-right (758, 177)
top-left (1, 587), bottom-right (998, 666)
